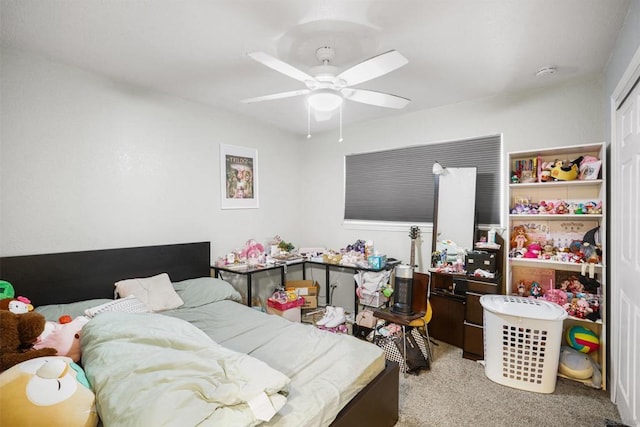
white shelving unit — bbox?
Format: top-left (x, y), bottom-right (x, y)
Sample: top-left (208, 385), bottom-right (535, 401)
top-left (506, 142), bottom-right (606, 389)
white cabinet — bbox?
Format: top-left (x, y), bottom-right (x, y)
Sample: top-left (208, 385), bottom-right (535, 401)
top-left (506, 142), bottom-right (606, 389)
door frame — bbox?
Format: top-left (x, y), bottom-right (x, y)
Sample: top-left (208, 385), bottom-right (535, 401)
top-left (609, 44), bottom-right (640, 408)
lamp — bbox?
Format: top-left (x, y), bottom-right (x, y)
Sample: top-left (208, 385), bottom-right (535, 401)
top-left (432, 161), bottom-right (445, 175)
top-left (306, 89), bottom-right (345, 142)
top-left (307, 89), bottom-right (343, 112)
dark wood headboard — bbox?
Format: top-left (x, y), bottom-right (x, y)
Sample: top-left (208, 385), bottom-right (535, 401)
top-left (0, 242), bottom-right (211, 306)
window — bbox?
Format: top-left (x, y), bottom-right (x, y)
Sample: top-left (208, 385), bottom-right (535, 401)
top-left (344, 135), bottom-right (501, 225)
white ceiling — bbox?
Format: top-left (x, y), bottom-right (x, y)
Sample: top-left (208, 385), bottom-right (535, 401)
top-left (0, 0), bottom-right (630, 137)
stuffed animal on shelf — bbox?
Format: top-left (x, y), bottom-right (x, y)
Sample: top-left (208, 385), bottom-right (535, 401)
top-left (0, 356), bottom-right (98, 426)
top-left (523, 242), bottom-right (542, 259)
top-left (510, 225), bottom-right (530, 250)
top-left (558, 346), bottom-right (602, 389)
top-left (0, 310), bottom-right (57, 372)
top-left (550, 156), bottom-right (582, 181)
top-left (33, 316), bottom-right (90, 363)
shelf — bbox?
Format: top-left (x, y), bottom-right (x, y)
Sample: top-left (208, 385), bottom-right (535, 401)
top-left (509, 214), bottom-right (602, 220)
top-left (509, 257), bottom-right (603, 270)
top-left (509, 179), bottom-right (603, 189)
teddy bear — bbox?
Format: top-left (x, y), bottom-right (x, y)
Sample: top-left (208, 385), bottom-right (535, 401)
top-left (0, 310), bottom-right (57, 372)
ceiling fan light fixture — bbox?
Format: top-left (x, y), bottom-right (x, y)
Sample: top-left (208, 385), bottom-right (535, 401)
top-left (307, 89), bottom-right (343, 112)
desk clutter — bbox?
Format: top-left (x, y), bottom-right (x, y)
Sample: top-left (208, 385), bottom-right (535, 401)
top-left (215, 236), bottom-right (391, 271)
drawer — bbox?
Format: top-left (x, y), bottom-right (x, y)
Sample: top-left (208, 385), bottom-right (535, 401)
top-left (465, 292), bottom-right (484, 325)
top-left (466, 279), bottom-right (499, 294)
top-left (463, 322), bottom-right (484, 359)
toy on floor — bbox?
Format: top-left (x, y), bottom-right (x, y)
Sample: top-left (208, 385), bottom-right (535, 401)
top-left (0, 310), bottom-right (57, 372)
top-left (0, 356), bottom-right (98, 426)
top-left (558, 346), bottom-right (602, 389)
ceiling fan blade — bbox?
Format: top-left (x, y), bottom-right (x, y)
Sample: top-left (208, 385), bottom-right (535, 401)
top-left (241, 89), bottom-right (310, 104)
top-left (337, 50), bottom-right (408, 86)
top-left (247, 52), bottom-right (315, 83)
top-left (343, 88), bottom-right (410, 109)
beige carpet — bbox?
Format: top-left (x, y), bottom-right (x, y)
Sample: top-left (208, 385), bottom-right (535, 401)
top-left (395, 340), bottom-right (624, 427)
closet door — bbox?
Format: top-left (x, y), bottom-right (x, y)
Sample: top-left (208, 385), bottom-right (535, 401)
top-left (613, 75), bottom-right (640, 426)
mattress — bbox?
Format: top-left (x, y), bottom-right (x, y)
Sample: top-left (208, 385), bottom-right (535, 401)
top-left (166, 300), bottom-right (385, 426)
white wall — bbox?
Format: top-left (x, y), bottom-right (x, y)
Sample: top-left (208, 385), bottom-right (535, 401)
top-left (0, 49), bottom-right (305, 264)
top-left (0, 48), bottom-right (607, 310)
top-left (299, 76), bottom-right (605, 307)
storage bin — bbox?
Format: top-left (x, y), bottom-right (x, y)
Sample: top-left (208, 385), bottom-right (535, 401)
top-left (480, 295), bottom-right (567, 393)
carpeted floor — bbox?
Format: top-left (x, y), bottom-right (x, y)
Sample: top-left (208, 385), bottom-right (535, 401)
top-left (395, 340), bottom-right (624, 427)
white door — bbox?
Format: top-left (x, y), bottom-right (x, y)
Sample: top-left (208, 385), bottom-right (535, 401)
top-left (613, 75), bottom-right (640, 426)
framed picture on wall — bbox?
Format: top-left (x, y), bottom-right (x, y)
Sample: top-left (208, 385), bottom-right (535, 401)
top-left (220, 144), bottom-right (259, 209)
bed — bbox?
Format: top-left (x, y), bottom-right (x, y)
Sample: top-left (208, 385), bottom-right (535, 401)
top-left (0, 242), bottom-right (399, 426)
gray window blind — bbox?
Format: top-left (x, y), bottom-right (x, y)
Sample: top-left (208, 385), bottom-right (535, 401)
top-left (344, 135), bottom-right (501, 224)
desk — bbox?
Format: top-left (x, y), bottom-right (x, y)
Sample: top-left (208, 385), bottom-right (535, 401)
top-left (305, 259), bottom-right (400, 313)
top-left (212, 261), bottom-right (304, 306)
top-left (213, 259), bottom-right (400, 310)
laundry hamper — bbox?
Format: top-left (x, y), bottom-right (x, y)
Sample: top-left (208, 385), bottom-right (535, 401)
top-left (480, 295), bottom-right (568, 393)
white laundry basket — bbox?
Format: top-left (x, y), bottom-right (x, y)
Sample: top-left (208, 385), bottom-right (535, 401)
top-left (480, 295), bottom-right (568, 393)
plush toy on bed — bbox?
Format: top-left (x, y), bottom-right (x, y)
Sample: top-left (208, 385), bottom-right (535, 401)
top-left (0, 356), bottom-right (99, 427)
top-left (0, 310), bottom-right (57, 372)
top-left (0, 295), bottom-right (34, 314)
top-left (34, 316), bottom-right (90, 363)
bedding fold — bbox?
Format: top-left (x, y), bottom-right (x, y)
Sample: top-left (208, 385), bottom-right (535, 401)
top-left (81, 312), bottom-right (290, 427)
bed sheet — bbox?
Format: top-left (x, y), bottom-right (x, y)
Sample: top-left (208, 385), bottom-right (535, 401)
top-left (166, 300), bottom-right (385, 427)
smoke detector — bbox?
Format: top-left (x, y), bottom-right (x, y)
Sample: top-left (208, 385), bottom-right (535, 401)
top-left (535, 66), bottom-right (557, 77)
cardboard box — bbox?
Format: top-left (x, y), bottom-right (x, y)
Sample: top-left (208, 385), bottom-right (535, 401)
top-left (266, 305), bottom-right (301, 322)
top-left (300, 295), bottom-right (317, 309)
top-left (286, 280), bottom-right (318, 296)
top-left (267, 296), bottom-right (305, 311)
top-left (286, 280), bottom-right (319, 309)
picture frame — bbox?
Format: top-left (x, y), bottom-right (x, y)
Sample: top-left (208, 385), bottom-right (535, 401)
top-left (220, 144), bottom-right (259, 209)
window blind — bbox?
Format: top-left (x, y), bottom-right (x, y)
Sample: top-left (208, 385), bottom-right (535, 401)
top-left (344, 135), bottom-right (501, 224)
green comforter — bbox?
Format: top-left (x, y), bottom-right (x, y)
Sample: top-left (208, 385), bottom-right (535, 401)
top-left (81, 312), bottom-right (290, 426)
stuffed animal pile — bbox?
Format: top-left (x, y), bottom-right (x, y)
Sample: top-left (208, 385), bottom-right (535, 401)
top-left (0, 310), bottom-right (57, 371)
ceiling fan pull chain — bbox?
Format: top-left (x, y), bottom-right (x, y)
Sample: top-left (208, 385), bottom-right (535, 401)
top-left (338, 104), bottom-right (343, 142)
top-left (307, 102), bottom-right (311, 139)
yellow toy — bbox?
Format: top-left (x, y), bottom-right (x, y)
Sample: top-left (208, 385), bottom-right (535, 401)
top-left (0, 356), bottom-right (98, 427)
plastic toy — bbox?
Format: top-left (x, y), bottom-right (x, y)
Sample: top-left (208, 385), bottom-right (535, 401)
top-left (510, 225), bottom-right (530, 250)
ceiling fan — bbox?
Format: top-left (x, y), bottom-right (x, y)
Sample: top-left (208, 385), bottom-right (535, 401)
top-left (242, 46), bottom-right (411, 122)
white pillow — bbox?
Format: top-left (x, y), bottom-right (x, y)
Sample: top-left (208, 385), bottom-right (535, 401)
top-left (84, 295), bottom-right (150, 318)
top-left (114, 273), bottom-right (184, 312)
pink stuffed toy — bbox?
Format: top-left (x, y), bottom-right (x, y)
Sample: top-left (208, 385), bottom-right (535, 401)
top-left (33, 316), bottom-right (90, 362)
